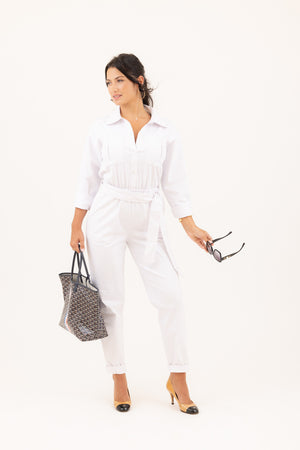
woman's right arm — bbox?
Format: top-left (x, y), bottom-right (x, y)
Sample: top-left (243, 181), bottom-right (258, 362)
top-left (70, 208), bottom-right (88, 253)
top-left (70, 121), bottom-right (103, 253)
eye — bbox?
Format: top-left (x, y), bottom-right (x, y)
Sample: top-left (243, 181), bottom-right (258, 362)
top-left (106, 79), bottom-right (124, 86)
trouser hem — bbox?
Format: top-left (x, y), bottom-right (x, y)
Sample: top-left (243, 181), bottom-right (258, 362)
top-left (168, 364), bottom-right (189, 372)
top-left (105, 364), bottom-right (127, 374)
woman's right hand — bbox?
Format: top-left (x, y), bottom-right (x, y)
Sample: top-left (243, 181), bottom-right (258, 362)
top-left (70, 226), bottom-right (85, 253)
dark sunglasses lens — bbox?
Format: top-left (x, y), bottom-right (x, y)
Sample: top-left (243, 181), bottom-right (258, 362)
top-left (214, 250), bottom-right (222, 262)
top-left (206, 242), bottom-right (213, 254)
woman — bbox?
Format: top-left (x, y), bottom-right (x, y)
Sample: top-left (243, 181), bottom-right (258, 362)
top-left (70, 53), bottom-right (213, 414)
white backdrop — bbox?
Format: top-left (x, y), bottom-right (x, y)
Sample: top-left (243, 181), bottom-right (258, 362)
top-left (1, 1), bottom-right (299, 449)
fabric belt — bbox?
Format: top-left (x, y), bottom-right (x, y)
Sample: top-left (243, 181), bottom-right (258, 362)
top-left (100, 182), bottom-right (163, 262)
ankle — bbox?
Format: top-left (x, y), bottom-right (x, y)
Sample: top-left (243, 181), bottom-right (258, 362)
top-left (113, 374), bottom-right (128, 385)
top-left (112, 373), bottom-right (127, 379)
top-left (170, 372), bottom-right (186, 381)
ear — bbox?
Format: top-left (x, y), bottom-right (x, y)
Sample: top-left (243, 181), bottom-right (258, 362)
top-left (137, 75), bottom-right (144, 85)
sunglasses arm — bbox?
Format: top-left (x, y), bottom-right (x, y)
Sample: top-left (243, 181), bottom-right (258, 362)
top-left (212, 231), bottom-right (232, 244)
top-left (222, 242), bottom-right (245, 260)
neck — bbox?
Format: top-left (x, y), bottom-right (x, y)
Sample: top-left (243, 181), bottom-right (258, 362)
top-left (120, 99), bottom-right (150, 121)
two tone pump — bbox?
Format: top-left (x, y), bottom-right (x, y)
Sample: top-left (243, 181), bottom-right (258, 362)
top-left (113, 377), bottom-right (199, 414)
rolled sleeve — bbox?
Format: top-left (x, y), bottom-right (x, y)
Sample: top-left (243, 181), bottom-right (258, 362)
top-left (73, 121), bottom-right (103, 210)
top-left (161, 127), bottom-right (193, 219)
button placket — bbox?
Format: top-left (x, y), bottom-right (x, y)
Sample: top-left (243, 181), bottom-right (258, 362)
top-left (130, 153), bottom-right (138, 188)
top-left (122, 116), bottom-right (150, 152)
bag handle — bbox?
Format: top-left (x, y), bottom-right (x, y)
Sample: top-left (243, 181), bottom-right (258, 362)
top-left (71, 249), bottom-right (80, 274)
top-left (71, 243), bottom-right (90, 285)
top-left (77, 243), bottom-right (90, 280)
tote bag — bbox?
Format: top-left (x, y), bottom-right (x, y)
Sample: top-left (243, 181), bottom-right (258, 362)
top-left (58, 243), bottom-right (108, 341)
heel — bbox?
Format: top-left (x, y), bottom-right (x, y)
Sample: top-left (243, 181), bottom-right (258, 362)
top-left (170, 392), bottom-right (174, 405)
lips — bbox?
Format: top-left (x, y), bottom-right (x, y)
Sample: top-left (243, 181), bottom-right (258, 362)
top-left (113, 95), bottom-right (121, 99)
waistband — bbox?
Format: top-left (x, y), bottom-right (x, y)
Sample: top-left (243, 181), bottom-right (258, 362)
top-left (100, 182), bottom-right (160, 202)
top-left (100, 182), bottom-right (163, 262)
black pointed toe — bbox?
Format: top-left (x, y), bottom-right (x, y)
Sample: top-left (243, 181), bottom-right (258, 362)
top-left (116, 403), bottom-right (131, 412)
top-left (114, 387), bottom-right (131, 411)
top-left (185, 405), bottom-right (199, 414)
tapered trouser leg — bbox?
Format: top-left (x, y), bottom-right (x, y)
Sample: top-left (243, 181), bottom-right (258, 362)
top-left (85, 200), bottom-right (128, 374)
top-left (127, 222), bottom-right (190, 373)
top-left (86, 238), bottom-right (127, 374)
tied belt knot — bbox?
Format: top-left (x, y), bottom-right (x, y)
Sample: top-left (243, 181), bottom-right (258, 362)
top-left (100, 182), bottom-right (163, 262)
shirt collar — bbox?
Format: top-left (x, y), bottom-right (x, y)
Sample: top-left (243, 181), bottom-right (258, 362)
top-left (103, 104), bottom-right (168, 127)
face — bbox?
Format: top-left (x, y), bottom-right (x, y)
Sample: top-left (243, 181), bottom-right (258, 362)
top-left (106, 67), bottom-right (144, 105)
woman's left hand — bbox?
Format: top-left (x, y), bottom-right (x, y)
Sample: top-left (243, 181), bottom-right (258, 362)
top-left (179, 216), bottom-right (213, 253)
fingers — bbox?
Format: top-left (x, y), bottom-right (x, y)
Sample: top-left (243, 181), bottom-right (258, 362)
top-left (77, 242), bottom-right (85, 253)
top-left (195, 237), bottom-right (209, 252)
top-left (70, 239), bottom-right (85, 253)
top-left (202, 242), bottom-right (209, 252)
top-left (70, 228), bottom-right (85, 253)
top-left (206, 233), bottom-right (213, 243)
top-left (70, 243), bottom-right (79, 253)
top-left (205, 232), bottom-right (213, 246)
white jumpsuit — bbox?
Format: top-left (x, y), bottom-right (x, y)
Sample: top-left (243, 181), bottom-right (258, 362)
top-left (74, 104), bottom-right (194, 374)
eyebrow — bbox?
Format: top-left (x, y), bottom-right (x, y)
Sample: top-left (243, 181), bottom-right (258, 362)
top-left (105, 76), bottom-right (124, 81)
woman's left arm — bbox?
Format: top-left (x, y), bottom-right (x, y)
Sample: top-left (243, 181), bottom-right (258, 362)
top-left (161, 127), bottom-right (213, 253)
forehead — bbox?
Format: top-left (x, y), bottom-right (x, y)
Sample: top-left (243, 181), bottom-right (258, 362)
top-left (106, 67), bottom-right (126, 80)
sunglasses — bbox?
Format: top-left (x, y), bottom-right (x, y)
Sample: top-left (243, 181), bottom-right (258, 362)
top-left (206, 231), bottom-right (245, 262)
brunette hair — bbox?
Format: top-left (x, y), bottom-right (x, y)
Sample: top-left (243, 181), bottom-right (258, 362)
top-left (105, 53), bottom-right (155, 106)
